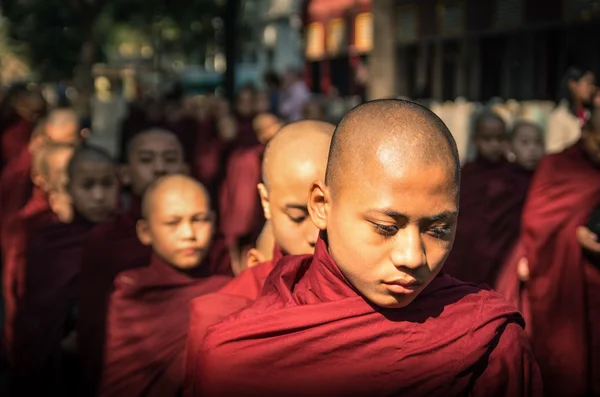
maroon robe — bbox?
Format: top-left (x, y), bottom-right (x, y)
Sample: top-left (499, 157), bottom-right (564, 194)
top-left (445, 158), bottom-right (533, 286)
top-left (0, 148), bottom-right (33, 247)
top-left (184, 245), bottom-right (283, 387)
top-left (78, 196), bottom-right (232, 396)
top-left (99, 251), bottom-right (231, 397)
top-left (8, 205), bottom-right (94, 396)
top-left (219, 144), bottom-right (265, 249)
top-left (234, 114), bottom-right (258, 147)
top-left (518, 140), bottom-right (600, 396)
top-left (187, 236), bottom-right (542, 397)
top-left (1, 117), bottom-right (33, 167)
top-left (77, 195), bottom-right (151, 396)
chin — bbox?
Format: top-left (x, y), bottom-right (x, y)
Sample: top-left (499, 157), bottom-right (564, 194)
top-left (368, 292), bottom-right (417, 309)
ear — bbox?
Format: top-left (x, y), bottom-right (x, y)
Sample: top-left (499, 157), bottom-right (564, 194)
top-left (136, 219), bottom-right (153, 246)
top-left (257, 183), bottom-right (271, 220)
top-left (246, 248), bottom-right (266, 269)
top-left (80, 128), bottom-right (91, 140)
top-left (308, 180), bottom-right (329, 231)
top-left (119, 164), bottom-right (132, 186)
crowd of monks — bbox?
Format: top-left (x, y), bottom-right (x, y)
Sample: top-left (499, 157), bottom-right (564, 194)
top-left (0, 84), bottom-right (598, 397)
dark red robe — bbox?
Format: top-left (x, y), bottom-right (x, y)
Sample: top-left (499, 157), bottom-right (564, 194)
top-left (1, 117), bottom-right (33, 167)
top-left (0, 148), bottom-right (33, 247)
top-left (234, 114), bottom-right (258, 147)
top-left (193, 119), bottom-right (223, 197)
top-left (445, 158), bottom-right (533, 286)
top-left (7, 204), bottom-right (94, 396)
top-left (187, 236), bottom-right (542, 397)
top-left (184, 245), bottom-right (283, 387)
top-left (99, 249), bottom-right (231, 397)
top-left (77, 195), bottom-right (232, 396)
top-left (518, 140), bottom-right (600, 396)
top-left (218, 144), bottom-right (265, 249)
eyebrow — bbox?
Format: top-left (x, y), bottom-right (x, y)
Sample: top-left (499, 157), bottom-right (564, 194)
top-left (367, 208), bottom-right (458, 222)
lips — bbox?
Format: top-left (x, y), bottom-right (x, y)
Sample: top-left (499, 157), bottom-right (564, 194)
top-left (382, 278), bottom-right (423, 294)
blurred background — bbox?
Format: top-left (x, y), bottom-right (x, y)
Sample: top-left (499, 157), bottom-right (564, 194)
top-left (1, 0), bottom-right (600, 161)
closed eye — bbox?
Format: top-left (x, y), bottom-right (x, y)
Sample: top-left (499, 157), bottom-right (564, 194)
top-left (427, 227), bottom-right (452, 239)
top-left (371, 222), bottom-right (399, 237)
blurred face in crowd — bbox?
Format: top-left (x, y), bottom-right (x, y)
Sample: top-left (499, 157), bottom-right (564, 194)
top-left (254, 92), bottom-right (270, 114)
top-left (511, 123), bottom-right (544, 171)
top-left (123, 131), bottom-right (186, 196)
top-left (474, 117), bottom-right (508, 163)
top-left (570, 72), bottom-right (596, 105)
top-left (236, 90), bottom-right (254, 117)
top-left (69, 160), bottom-right (119, 223)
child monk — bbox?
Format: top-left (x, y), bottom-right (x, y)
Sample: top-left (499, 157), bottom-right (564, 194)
top-left (219, 113), bottom-right (282, 272)
top-left (445, 120), bottom-right (544, 286)
top-left (77, 128), bottom-right (189, 396)
top-left (99, 175), bottom-right (231, 397)
top-left (6, 143), bottom-right (116, 396)
top-left (189, 100), bottom-right (542, 397)
top-left (511, 111), bottom-right (600, 396)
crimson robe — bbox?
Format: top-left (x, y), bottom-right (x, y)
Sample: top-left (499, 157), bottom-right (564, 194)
top-left (7, 204), bottom-right (94, 396)
top-left (445, 158), bottom-right (533, 286)
top-left (234, 114), bottom-right (258, 147)
top-left (0, 148), bottom-right (33, 247)
top-left (78, 196), bottom-right (232, 396)
top-left (99, 249), bottom-right (231, 397)
top-left (1, 117), bottom-right (33, 167)
top-left (187, 236), bottom-right (542, 397)
top-left (184, 245), bottom-right (283, 388)
top-left (219, 144), bottom-right (265, 249)
top-left (518, 140), bottom-right (600, 396)
top-left (193, 118), bottom-right (223, 206)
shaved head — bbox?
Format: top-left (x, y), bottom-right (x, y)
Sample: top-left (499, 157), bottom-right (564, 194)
top-left (142, 174), bottom-right (210, 220)
top-left (262, 120), bottom-right (334, 189)
top-left (44, 107), bottom-right (81, 145)
top-left (67, 145), bottom-right (114, 182)
top-left (126, 128), bottom-right (183, 163)
top-left (33, 142), bottom-right (75, 192)
top-left (325, 99), bottom-right (460, 196)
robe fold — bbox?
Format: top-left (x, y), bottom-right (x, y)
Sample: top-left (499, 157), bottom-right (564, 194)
top-left (218, 144), bottom-right (265, 249)
top-left (1, 117), bottom-right (33, 167)
top-left (0, 148), bottom-right (33, 247)
top-left (184, 245), bottom-right (283, 388)
top-left (8, 206), bottom-right (94, 396)
top-left (188, 236), bottom-right (542, 397)
top-left (445, 158), bottom-right (533, 286)
top-left (518, 140), bottom-right (600, 396)
top-left (77, 195), bottom-right (151, 396)
top-left (99, 251), bottom-right (231, 397)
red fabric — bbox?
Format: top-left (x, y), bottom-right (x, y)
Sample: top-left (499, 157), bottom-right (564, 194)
top-left (518, 140), bottom-right (600, 396)
top-left (445, 159), bottom-right (532, 286)
top-left (184, 244), bottom-right (283, 388)
top-left (188, 236), bottom-right (542, 397)
top-left (7, 205), bottom-right (94, 396)
top-left (99, 251), bottom-right (231, 397)
top-left (0, 148), bottom-right (33, 247)
top-left (193, 119), bottom-right (223, 190)
top-left (1, 117), bottom-right (32, 167)
top-left (234, 114), bottom-right (258, 147)
top-left (218, 144), bottom-right (265, 248)
top-left (77, 195), bottom-right (152, 396)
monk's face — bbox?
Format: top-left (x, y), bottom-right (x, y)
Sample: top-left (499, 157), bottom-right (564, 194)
top-left (46, 114), bottom-right (81, 145)
top-left (45, 149), bottom-right (75, 192)
top-left (124, 135), bottom-right (185, 196)
top-left (474, 119), bottom-right (507, 163)
top-left (259, 167), bottom-right (320, 256)
top-left (69, 161), bottom-right (119, 223)
top-left (310, 153), bottom-right (458, 309)
top-left (139, 187), bottom-right (214, 269)
top-left (511, 125), bottom-right (544, 170)
top-left (253, 115), bottom-right (281, 145)
top-left (582, 128), bottom-right (600, 166)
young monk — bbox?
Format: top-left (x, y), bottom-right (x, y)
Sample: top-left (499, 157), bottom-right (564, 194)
top-left (512, 111), bottom-right (600, 396)
top-left (219, 112), bottom-right (282, 272)
top-left (189, 100), bottom-right (542, 397)
top-left (77, 128), bottom-right (189, 396)
top-left (445, 119), bottom-right (544, 286)
top-left (184, 121), bottom-right (334, 390)
top-left (100, 175), bottom-right (231, 397)
top-left (5, 143), bottom-right (114, 396)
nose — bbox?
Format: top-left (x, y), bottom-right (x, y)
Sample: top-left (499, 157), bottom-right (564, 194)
top-left (179, 221), bottom-right (195, 240)
top-left (153, 158), bottom-right (167, 175)
top-left (389, 226), bottom-right (426, 270)
top-left (304, 222), bottom-right (319, 248)
top-left (91, 186), bottom-right (105, 201)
